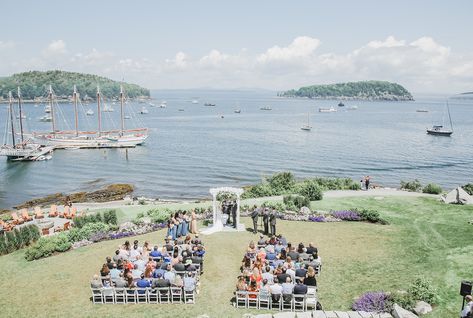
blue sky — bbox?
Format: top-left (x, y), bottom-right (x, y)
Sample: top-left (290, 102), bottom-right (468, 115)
top-left (0, 0), bottom-right (472, 93)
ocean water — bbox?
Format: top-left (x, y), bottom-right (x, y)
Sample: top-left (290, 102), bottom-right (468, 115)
top-left (0, 89), bottom-right (472, 208)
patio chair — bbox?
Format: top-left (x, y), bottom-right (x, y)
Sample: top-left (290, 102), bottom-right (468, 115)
top-left (235, 291), bottom-right (247, 308)
top-left (49, 205), bottom-right (58, 217)
top-left (91, 288), bottom-right (102, 304)
top-left (125, 288), bottom-right (136, 303)
top-left (62, 206), bottom-right (70, 219)
top-left (67, 206), bottom-right (76, 219)
top-left (102, 287), bottom-right (114, 304)
top-left (135, 288), bottom-right (149, 303)
top-left (157, 287), bottom-right (170, 303)
top-left (147, 288), bottom-right (158, 304)
top-left (184, 289), bottom-right (195, 304)
top-left (293, 294), bottom-right (306, 311)
top-left (247, 291), bottom-right (259, 309)
top-left (0, 220), bottom-right (13, 232)
top-left (114, 288), bottom-right (126, 304)
top-left (170, 287), bottom-right (183, 303)
top-left (282, 293), bottom-right (294, 311)
top-left (20, 209), bottom-right (33, 222)
top-left (41, 228), bottom-right (50, 236)
top-left (63, 221), bottom-right (71, 231)
top-left (34, 206), bottom-right (44, 219)
top-left (11, 212), bottom-right (24, 225)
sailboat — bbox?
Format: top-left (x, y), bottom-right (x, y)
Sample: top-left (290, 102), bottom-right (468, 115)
top-left (33, 85), bottom-right (148, 148)
top-left (86, 109), bottom-right (94, 116)
top-left (0, 89), bottom-right (54, 161)
top-left (426, 102), bottom-right (453, 136)
top-left (301, 113), bottom-right (312, 131)
top-left (102, 104), bottom-right (115, 112)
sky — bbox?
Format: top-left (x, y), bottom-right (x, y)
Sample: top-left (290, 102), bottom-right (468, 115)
top-left (0, 0), bottom-right (472, 93)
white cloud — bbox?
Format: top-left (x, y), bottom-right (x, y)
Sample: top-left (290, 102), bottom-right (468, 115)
top-left (0, 41), bottom-right (15, 50)
top-left (43, 40), bottom-right (67, 56)
top-left (0, 36), bottom-right (472, 93)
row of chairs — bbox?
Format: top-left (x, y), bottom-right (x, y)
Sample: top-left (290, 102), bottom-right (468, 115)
top-left (91, 287), bottom-right (196, 304)
top-left (235, 288), bottom-right (317, 311)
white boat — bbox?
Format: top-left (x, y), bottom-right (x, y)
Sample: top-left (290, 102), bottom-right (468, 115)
top-left (319, 107), bottom-right (337, 113)
top-left (44, 105), bottom-right (51, 113)
top-left (301, 113), bottom-right (312, 131)
top-left (234, 109), bottom-right (241, 113)
top-left (191, 99), bottom-right (199, 104)
top-left (159, 101), bottom-right (167, 108)
top-left (124, 115), bottom-right (131, 120)
top-left (260, 106), bottom-right (272, 111)
top-left (346, 105), bottom-right (358, 110)
top-left (102, 104), bottom-right (115, 112)
top-left (1, 90), bottom-right (54, 161)
top-left (39, 115), bottom-right (52, 122)
top-left (139, 106), bottom-right (149, 114)
top-left (86, 109), bottom-right (94, 116)
top-left (33, 85), bottom-right (149, 149)
top-left (416, 109), bottom-right (428, 113)
top-left (148, 102), bottom-right (156, 107)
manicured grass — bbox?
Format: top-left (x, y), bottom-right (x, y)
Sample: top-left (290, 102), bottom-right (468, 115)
top-left (0, 196), bottom-right (471, 317)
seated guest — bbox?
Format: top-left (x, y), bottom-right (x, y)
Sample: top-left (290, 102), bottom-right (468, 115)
top-left (297, 243), bottom-right (305, 254)
top-left (118, 245), bottom-right (129, 260)
top-left (278, 249), bottom-right (287, 261)
top-left (274, 240), bottom-right (284, 254)
top-left (266, 247), bottom-right (277, 262)
top-left (114, 273), bottom-right (127, 288)
top-left (129, 245), bottom-right (141, 261)
top-left (277, 268), bottom-right (290, 284)
top-left (306, 242), bottom-right (318, 255)
top-left (106, 257), bottom-right (114, 270)
top-left (174, 257), bottom-right (186, 272)
top-left (295, 256), bottom-right (305, 269)
top-left (90, 274), bottom-right (103, 289)
top-left (293, 278), bottom-right (308, 295)
top-left (153, 264), bottom-right (166, 278)
top-left (249, 267), bottom-right (262, 287)
top-left (195, 244), bottom-right (206, 257)
top-left (269, 280), bottom-right (283, 302)
top-left (100, 264), bottom-right (110, 282)
top-left (144, 264), bottom-right (154, 278)
top-left (247, 241), bottom-right (257, 255)
top-left (257, 235), bottom-right (266, 248)
top-left (277, 234), bottom-right (287, 246)
top-left (283, 256), bottom-right (294, 269)
top-left (299, 248), bottom-right (310, 261)
top-left (134, 255), bottom-right (146, 272)
top-left (268, 235), bottom-right (277, 246)
top-left (287, 247), bottom-right (299, 261)
top-left (164, 264), bottom-right (175, 283)
top-left (123, 259), bottom-right (134, 271)
top-left (247, 280), bottom-right (259, 298)
top-left (142, 241), bottom-right (151, 257)
top-left (261, 266), bottom-right (274, 285)
top-left (286, 264), bottom-right (296, 283)
top-left (164, 237), bottom-right (174, 252)
top-left (109, 263), bottom-right (121, 281)
top-left (191, 234), bottom-right (201, 246)
top-left (183, 272), bottom-right (196, 292)
top-left (135, 273), bottom-right (151, 293)
top-left (295, 265), bottom-right (307, 280)
top-left (149, 246), bottom-right (162, 260)
top-left (303, 266), bottom-right (317, 287)
top-left (131, 264), bottom-right (143, 280)
top-left (172, 274), bottom-right (184, 288)
top-left (117, 259), bottom-right (124, 270)
top-left (236, 275), bottom-right (247, 291)
top-left (259, 278), bottom-right (271, 299)
top-left (113, 249), bottom-right (122, 263)
top-left (151, 272), bottom-right (170, 288)
top-left (241, 254), bottom-right (252, 271)
top-left (282, 277), bottom-right (294, 302)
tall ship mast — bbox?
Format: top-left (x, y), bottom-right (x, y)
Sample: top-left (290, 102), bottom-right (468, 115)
top-left (0, 89), bottom-right (54, 161)
top-left (33, 85), bottom-right (149, 148)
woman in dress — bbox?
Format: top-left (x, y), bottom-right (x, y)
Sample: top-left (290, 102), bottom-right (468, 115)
top-left (190, 209), bottom-right (198, 234)
top-left (181, 211), bottom-right (188, 236)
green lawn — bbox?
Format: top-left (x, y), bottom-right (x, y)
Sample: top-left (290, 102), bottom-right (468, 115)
top-left (0, 196), bottom-right (471, 317)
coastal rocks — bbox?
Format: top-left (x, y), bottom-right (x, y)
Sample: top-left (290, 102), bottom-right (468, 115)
top-left (392, 304), bottom-right (418, 318)
top-left (72, 239), bottom-right (93, 249)
top-left (14, 183), bottom-right (134, 209)
top-left (413, 301), bottom-right (432, 315)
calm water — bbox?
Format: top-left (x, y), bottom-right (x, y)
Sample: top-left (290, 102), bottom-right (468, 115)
top-left (1, 90), bottom-right (472, 208)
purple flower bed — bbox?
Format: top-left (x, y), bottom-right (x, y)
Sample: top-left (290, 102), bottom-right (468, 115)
top-left (308, 215), bottom-right (326, 222)
top-left (352, 291), bottom-right (389, 312)
top-left (331, 210), bottom-right (361, 221)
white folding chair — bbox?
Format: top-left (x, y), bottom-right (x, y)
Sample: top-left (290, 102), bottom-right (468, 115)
top-left (102, 287), bottom-right (114, 304)
top-left (171, 287), bottom-right (183, 303)
top-left (282, 293), bottom-right (294, 311)
top-left (114, 288), bottom-right (126, 304)
top-left (271, 293), bottom-right (282, 310)
top-left (125, 288), bottom-right (136, 304)
top-left (148, 288), bottom-right (158, 304)
top-left (258, 291), bottom-right (271, 309)
top-left (91, 288), bottom-right (103, 304)
top-left (184, 289), bottom-right (195, 304)
top-left (135, 288), bottom-right (149, 303)
top-left (247, 291), bottom-right (258, 309)
top-left (157, 287), bottom-right (170, 303)
top-left (235, 291), bottom-right (247, 308)
top-left (293, 294), bottom-right (306, 311)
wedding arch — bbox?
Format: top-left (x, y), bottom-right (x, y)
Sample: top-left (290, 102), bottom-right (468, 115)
top-left (201, 187), bottom-right (245, 235)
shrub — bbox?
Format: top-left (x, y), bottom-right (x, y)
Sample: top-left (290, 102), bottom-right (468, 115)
top-left (400, 179), bottom-right (422, 192)
top-left (25, 233), bottom-right (72, 261)
top-left (357, 209), bottom-right (383, 223)
top-left (261, 201), bottom-right (286, 211)
top-left (462, 183), bottom-right (473, 196)
top-left (145, 208), bottom-right (172, 224)
top-left (331, 210), bottom-right (361, 221)
top-left (67, 222), bottom-right (109, 243)
top-left (242, 183), bottom-right (274, 199)
top-left (283, 195), bottom-right (310, 210)
top-left (102, 209), bottom-right (118, 225)
top-left (268, 172), bottom-right (296, 194)
top-left (407, 277), bottom-right (438, 304)
top-left (12, 228), bottom-right (23, 250)
top-left (386, 291), bottom-right (415, 312)
top-left (4, 231), bottom-right (16, 253)
top-left (73, 210), bottom-right (117, 228)
top-left (352, 291), bottom-right (389, 312)
top-left (0, 234), bottom-right (7, 255)
top-left (422, 183), bottom-right (442, 194)
top-left (298, 180), bottom-right (323, 201)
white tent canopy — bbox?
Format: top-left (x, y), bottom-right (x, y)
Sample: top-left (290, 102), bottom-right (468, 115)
top-left (442, 187), bottom-right (473, 205)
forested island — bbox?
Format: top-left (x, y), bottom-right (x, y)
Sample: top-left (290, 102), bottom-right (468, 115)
top-left (0, 70), bottom-right (150, 101)
top-left (280, 80), bottom-right (414, 101)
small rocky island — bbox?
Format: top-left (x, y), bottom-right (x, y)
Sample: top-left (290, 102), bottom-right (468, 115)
top-left (280, 80), bottom-right (414, 101)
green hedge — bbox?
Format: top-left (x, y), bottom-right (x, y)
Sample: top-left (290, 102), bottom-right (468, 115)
top-left (25, 233), bottom-right (72, 261)
top-left (422, 183), bottom-right (442, 194)
top-left (72, 209), bottom-right (117, 228)
top-left (0, 225), bottom-right (40, 255)
top-left (66, 222), bottom-right (110, 243)
top-left (400, 179), bottom-right (422, 192)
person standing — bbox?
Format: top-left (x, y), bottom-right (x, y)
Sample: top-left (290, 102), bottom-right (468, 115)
top-left (365, 176), bottom-right (371, 190)
top-left (269, 209), bottom-right (277, 236)
top-left (251, 205), bottom-right (259, 234)
top-left (360, 179), bottom-right (364, 190)
top-left (262, 208), bottom-right (269, 235)
top-left (231, 200), bottom-right (237, 229)
top-left (190, 209), bottom-right (198, 234)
